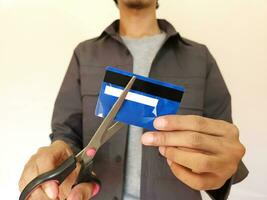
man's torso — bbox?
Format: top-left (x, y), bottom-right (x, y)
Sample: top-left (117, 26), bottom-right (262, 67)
top-left (77, 20), bottom-right (206, 200)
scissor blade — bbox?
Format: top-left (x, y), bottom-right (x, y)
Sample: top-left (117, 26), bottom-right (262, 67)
top-left (76, 76), bottom-right (136, 163)
top-left (101, 122), bottom-right (125, 145)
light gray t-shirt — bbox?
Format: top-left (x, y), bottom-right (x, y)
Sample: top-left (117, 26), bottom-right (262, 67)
top-left (121, 32), bottom-right (166, 200)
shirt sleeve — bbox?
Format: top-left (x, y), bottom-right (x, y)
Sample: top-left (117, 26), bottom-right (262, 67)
top-left (49, 47), bottom-right (83, 154)
top-left (203, 46), bottom-right (249, 200)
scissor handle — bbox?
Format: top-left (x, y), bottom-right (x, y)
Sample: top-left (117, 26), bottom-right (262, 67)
top-left (19, 155), bottom-right (77, 200)
top-left (75, 159), bottom-right (101, 187)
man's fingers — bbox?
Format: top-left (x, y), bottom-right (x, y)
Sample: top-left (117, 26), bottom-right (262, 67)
top-left (142, 131), bottom-right (222, 153)
top-left (19, 159), bottom-right (53, 200)
top-left (19, 148), bottom-right (56, 192)
top-left (19, 156), bottom-right (39, 191)
top-left (28, 187), bottom-right (51, 200)
top-left (67, 183), bottom-right (98, 200)
top-left (19, 144), bottom-right (71, 199)
top-left (167, 160), bottom-right (224, 190)
top-left (159, 146), bottom-right (222, 173)
top-left (153, 115), bottom-right (237, 137)
top-left (35, 153), bottom-right (59, 199)
top-left (42, 181), bottom-right (59, 199)
top-left (20, 165), bottom-right (59, 199)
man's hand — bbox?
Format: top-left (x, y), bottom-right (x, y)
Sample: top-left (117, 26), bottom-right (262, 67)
top-left (141, 115), bottom-right (245, 190)
top-left (19, 140), bottom-right (99, 200)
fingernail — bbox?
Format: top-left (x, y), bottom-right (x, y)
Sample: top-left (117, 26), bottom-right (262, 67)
top-left (44, 186), bottom-right (56, 199)
top-left (92, 183), bottom-right (100, 197)
top-left (154, 117), bottom-right (166, 129)
top-left (86, 148), bottom-right (96, 157)
top-left (141, 133), bottom-right (154, 145)
top-left (159, 146), bottom-right (165, 155)
top-left (167, 159), bottom-right (173, 166)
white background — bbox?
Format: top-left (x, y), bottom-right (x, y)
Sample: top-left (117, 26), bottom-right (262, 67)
top-left (0, 0), bottom-right (267, 199)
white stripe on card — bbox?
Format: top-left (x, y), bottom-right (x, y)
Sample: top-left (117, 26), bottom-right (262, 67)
top-left (104, 85), bottom-right (158, 107)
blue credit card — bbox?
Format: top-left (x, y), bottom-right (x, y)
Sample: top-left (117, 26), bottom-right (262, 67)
top-left (95, 66), bottom-right (185, 130)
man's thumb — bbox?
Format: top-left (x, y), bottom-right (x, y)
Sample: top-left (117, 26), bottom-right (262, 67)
top-left (43, 180), bottom-right (59, 199)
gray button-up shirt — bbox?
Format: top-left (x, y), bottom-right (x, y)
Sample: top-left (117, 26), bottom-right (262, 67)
top-left (50, 19), bottom-right (248, 200)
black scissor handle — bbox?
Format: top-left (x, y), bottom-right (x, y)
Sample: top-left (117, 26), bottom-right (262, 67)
top-left (19, 155), bottom-right (77, 200)
top-left (75, 159), bottom-right (101, 187)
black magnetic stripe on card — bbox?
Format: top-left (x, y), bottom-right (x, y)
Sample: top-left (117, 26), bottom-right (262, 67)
top-left (104, 70), bottom-right (184, 102)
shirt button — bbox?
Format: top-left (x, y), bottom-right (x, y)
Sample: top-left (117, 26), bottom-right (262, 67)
top-left (115, 155), bottom-right (122, 163)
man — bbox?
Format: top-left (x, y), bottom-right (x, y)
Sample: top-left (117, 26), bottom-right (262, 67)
top-left (19, 0), bottom-right (248, 199)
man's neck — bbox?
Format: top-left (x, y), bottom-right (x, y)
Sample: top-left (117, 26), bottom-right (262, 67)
top-left (119, 7), bottom-right (160, 38)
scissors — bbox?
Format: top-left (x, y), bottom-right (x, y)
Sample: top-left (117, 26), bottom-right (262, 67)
top-left (19, 76), bottom-right (136, 200)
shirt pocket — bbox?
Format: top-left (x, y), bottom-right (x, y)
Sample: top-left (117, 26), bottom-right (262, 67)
top-left (79, 64), bottom-right (129, 95)
top-left (80, 65), bottom-right (106, 96)
top-left (154, 76), bottom-right (205, 116)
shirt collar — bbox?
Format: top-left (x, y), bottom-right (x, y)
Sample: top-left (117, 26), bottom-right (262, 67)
top-left (98, 19), bottom-right (190, 46)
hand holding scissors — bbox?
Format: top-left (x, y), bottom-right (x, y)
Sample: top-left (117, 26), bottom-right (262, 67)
top-left (19, 76), bottom-right (136, 200)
